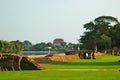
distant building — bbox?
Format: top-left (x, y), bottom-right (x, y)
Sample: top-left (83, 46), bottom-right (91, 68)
top-left (53, 38), bottom-right (64, 46)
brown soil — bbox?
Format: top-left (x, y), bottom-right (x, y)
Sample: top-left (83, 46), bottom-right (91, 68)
top-left (28, 54), bottom-right (79, 63)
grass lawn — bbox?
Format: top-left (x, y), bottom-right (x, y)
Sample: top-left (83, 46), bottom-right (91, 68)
top-left (0, 70), bottom-right (120, 80)
top-left (0, 54), bottom-right (120, 80)
top-left (42, 55), bottom-right (120, 69)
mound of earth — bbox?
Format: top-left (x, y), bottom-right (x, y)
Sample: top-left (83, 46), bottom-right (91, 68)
top-left (31, 54), bottom-right (79, 63)
top-left (30, 51), bottom-right (104, 63)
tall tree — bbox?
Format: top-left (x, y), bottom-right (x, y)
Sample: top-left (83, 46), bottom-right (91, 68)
top-left (79, 16), bottom-right (119, 51)
top-left (110, 23), bottom-right (120, 48)
top-left (98, 34), bottom-right (112, 49)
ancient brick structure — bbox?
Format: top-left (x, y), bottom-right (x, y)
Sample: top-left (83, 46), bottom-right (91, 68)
top-left (65, 50), bottom-right (94, 59)
top-left (0, 54), bottom-right (45, 71)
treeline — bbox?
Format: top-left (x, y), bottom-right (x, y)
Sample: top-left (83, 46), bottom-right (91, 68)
top-left (0, 40), bottom-right (23, 53)
top-left (23, 40), bottom-right (80, 51)
top-left (2, 15), bottom-right (119, 53)
top-left (0, 40), bottom-right (80, 53)
top-left (79, 16), bottom-right (120, 51)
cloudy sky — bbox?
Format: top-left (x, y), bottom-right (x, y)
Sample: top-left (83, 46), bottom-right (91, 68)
top-left (0, 0), bottom-right (120, 44)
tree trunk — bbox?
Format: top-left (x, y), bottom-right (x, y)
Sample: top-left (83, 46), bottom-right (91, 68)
top-left (94, 44), bottom-right (97, 53)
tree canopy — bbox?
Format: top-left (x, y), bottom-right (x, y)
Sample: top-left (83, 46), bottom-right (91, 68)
top-left (22, 40), bottom-right (80, 51)
top-left (79, 16), bottom-right (120, 50)
top-left (0, 40), bottom-right (23, 53)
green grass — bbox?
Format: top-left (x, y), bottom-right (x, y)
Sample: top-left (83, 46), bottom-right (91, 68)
top-left (0, 54), bottom-right (120, 80)
top-left (0, 70), bottom-right (120, 80)
top-left (42, 55), bottom-right (120, 69)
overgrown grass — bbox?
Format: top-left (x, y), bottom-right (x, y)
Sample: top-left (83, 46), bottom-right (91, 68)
top-left (0, 54), bottom-right (120, 80)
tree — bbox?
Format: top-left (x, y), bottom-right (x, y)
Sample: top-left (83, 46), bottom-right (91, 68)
top-left (31, 42), bottom-right (47, 51)
top-left (79, 16), bottom-right (119, 51)
top-left (46, 42), bottom-right (53, 47)
top-left (23, 40), bottom-right (32, 51)
top-left (11, 40), bottom-right (23, 53)
top-left (110, 23), bottom-right (120, 48)
top-left (98, 34), bottom-right (111, 49)
top-left (80, 31), bottom-right (96, 50)
top-left (0, 40), bottom-right (23, 53)
top-left (94, 16), bottom-right (119, 25)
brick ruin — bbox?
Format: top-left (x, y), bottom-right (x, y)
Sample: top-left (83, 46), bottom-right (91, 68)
top-left (65, 50), bottom-right (95, 59)
top-left (0, 54), bottom-right (45, 71)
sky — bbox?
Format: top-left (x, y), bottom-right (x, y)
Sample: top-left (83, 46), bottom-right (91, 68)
top-left (0, 0), bottom-right (120, 44)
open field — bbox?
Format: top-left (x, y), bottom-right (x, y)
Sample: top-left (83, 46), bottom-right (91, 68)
top-left (0, 54), bottom-right (120, 80)
top-left (41, 55), bottom-right (120, 69)
top-left (0, 70), bottom-right (120, 80)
